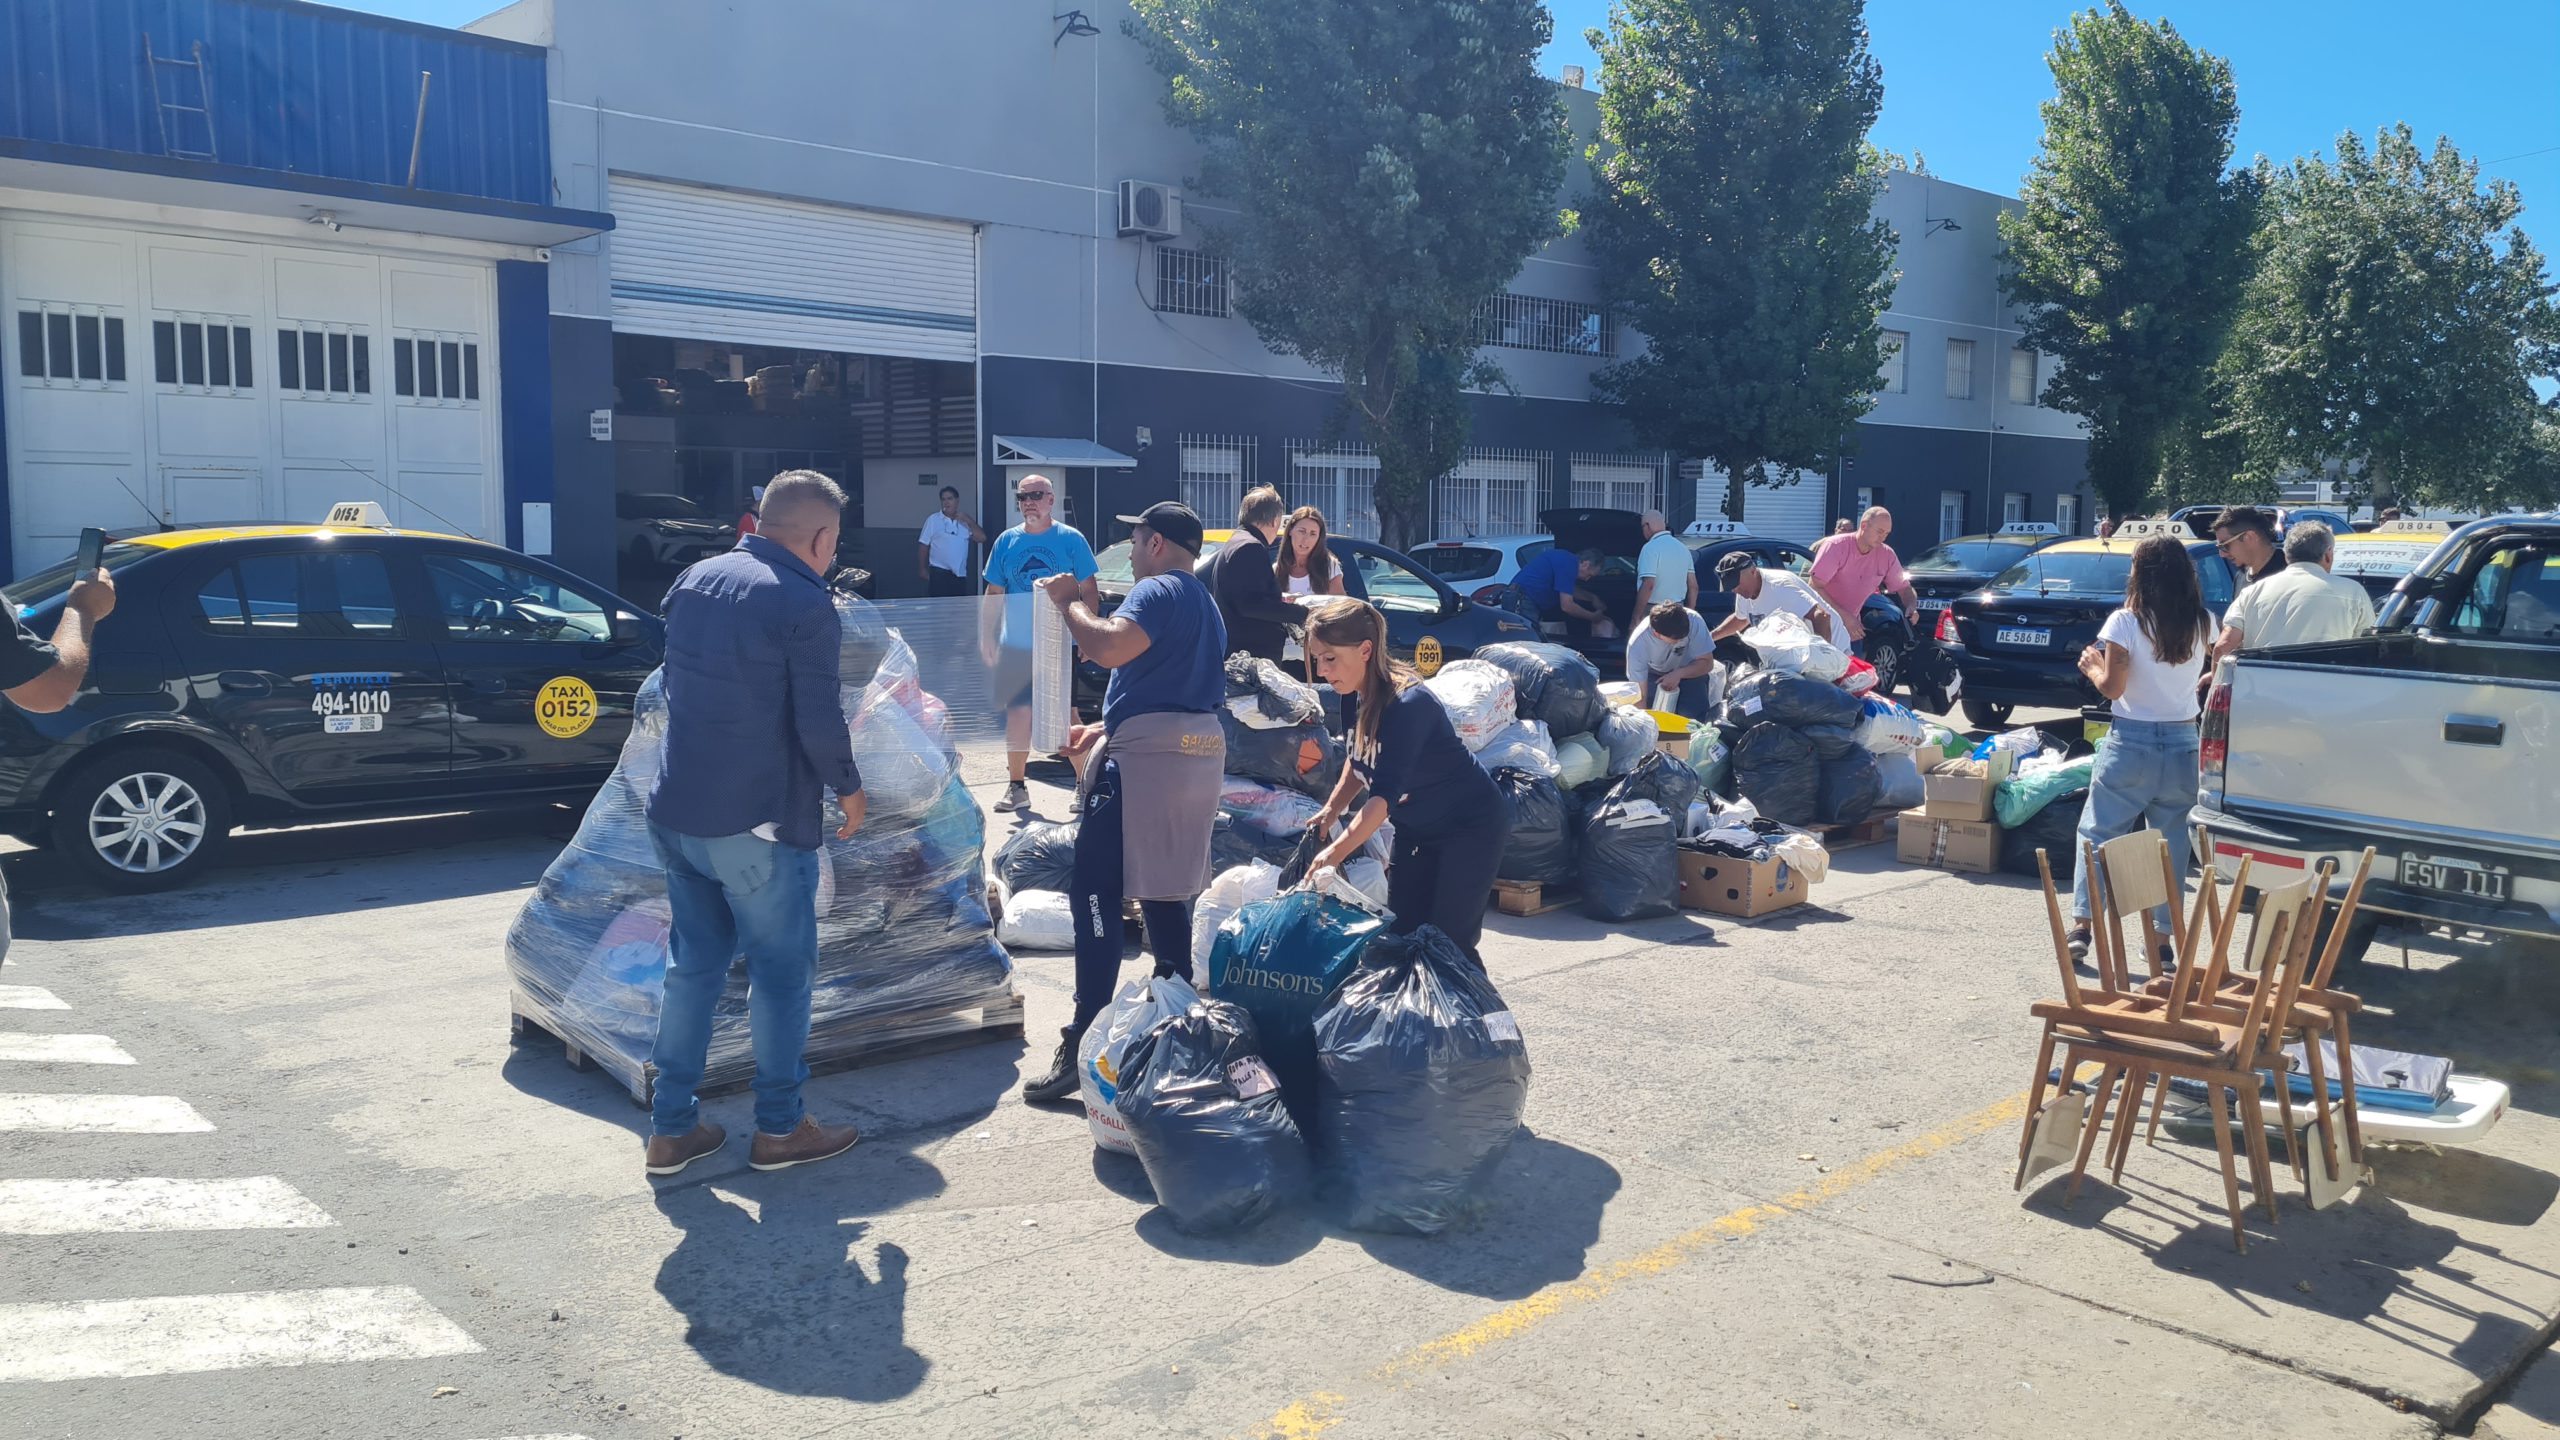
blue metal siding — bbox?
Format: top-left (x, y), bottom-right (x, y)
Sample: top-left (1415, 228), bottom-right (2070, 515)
top-left (0, 0), bottom-right (549, 206)
top-left (495, 257), bottom-right (551, 554)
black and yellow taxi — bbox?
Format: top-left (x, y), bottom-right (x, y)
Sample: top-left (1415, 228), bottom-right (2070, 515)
top-left (0, 503), bottom-right (664, 890)
top-left (1935, 518), bottom-right (2237, 729)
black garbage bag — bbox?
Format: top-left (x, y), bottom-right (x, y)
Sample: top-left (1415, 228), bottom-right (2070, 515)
top-left (1209, 890), bottom-right (1388, 1124)
top-left (993, 820), bottom-right (1078, 894)
top-left (1798, 722), bottom-right (1860, 761)
top-left (1492, 768), bottom-right (1573, 887)
top-left (1723, 671), bottom-right (1861, 731)
top-left (1732, 722), bottom-right (1820, 826)
top-left (1314, 926), bottom-right (1533, 1236)
top-left (2000, 787), bottom-right (2091, 877)
top-left (1220, 711), bottom-right (1344, 798)
top-left (1576, 788), bottom-right (1679, 921)
top-left (1816, 748), bottom-right (1884, 825)
top-left (1224, 653), bottom-right (1324, 728)
top-left (1113, 998), bottom-right (1313, 1234)
top-left (1471, 642), bottom-right (1606, 738)
top-left (1211, 814), bottom-right (1303, 874)
top-left (1600, 748), bottom-right (1700, 817)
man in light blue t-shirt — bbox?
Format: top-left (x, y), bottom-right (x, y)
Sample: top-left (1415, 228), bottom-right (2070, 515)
top-left (1634, 508), bottom-right (1698, 615)
top-left (980, 471), bottom-right (1099, 813)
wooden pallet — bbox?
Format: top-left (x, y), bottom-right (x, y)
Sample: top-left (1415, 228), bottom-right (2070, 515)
top-left (1489, 878), bottom-right (1581, 917)
top-left (509, 988), bottom-right (1027, 1110)
top-left (1809, 810), bottom-right (1897, 851)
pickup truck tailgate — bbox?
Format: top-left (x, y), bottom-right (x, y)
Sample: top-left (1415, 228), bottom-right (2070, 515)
top-left (2224, 657), bottom-right (2559, 848)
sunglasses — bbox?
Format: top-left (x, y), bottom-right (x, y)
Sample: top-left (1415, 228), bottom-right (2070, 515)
top-left (1016, 490), bottom-right (1053, 502)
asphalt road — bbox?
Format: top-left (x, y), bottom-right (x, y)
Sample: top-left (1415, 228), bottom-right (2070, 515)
top-left (2, 724), bottom-right (2556, 1439)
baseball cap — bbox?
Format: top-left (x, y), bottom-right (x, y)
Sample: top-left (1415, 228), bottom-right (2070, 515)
top-left (1117, 500), bottom-right (1206, 554)
top-left (1714, 550), bottom-right (1757, 591)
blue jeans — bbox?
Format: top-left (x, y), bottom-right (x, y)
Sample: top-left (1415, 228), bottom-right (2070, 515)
top-left (647, 823), bottom-right (821, 1138)
top-left (2069, 717), bottom-right (2200, 927)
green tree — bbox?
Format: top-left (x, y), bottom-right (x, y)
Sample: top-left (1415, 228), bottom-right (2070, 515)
top-left (1125, 0), bottom-right (1567, 545)
top-left (1580, 0), bottom-right (1897, 522)
top-left (2217, 126), bottom-right (2560, 511)
top-left (1998, 2), bottom-right (2257, 520)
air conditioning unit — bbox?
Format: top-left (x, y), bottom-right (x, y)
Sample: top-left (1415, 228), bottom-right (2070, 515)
top-left (1117, 179), bottom-right (1182, 239)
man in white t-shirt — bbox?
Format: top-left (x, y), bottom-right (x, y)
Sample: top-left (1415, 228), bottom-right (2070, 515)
top-left (1707, 551), bottom-right (1846, 645)
top-left (2212, 521), bottom-right (2375, 658)
top-left (1626, 602), bottom-right (1720, 718)
top-left (917, 485), bottom-right (985, 598)
top-left (1634, 509), bottom-right (1698, 613)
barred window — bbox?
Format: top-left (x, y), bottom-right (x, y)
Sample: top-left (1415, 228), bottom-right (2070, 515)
top-left (1155, 248), bottom-right (1230, 318)
top-left (1436, 450), bottom-right (1548, 537)
top-left (1570, 452), bottom-right (1669, 514)
top-left (1177, 434), bottom-right (1254, 523)
top-left (18, 303), bottom-right (128, 387)
top-left (1473, 292), bottom-right (1613, 356)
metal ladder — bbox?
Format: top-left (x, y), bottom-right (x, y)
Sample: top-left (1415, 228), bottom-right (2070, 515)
top-left (142, 33), bottom-right (217, 162)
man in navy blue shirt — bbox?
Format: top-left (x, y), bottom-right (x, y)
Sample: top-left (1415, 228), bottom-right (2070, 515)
top-left (1018, 501), bottom-right (1228, 1103)
top-left (1517, 545), bottom-right (1607, 638)
top-left (642, 470), bottom-right (868, 1178)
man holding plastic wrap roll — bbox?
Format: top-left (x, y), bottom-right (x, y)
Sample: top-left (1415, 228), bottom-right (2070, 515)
top-left (641, 471), bottom-right (869, 1178)
top-left (1020, 501), bottom-right (1229, 1104)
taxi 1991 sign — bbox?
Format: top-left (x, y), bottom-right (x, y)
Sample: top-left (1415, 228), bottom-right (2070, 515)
top-left (538, 676), bottom-right (599, 739)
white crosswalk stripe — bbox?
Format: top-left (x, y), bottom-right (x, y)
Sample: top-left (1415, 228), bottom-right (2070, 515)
top-left (0, 1033), bottom-right (136, 1065)
top-left (0, 1178), bottom-right (336, 1235)
top-left (0, 1093), bottom-right (214, 1133)
top-left (0, 1286), bottom-right (481, 1383)
top-left (0, 985), bottom-right (69, 1010)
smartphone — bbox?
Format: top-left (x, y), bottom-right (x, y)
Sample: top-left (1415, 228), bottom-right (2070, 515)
top-left (75, 526), bottom-right (105, 577)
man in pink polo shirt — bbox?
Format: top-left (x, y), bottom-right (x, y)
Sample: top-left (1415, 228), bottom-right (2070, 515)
top-left (1810, 505), bottom-right (1920, 649)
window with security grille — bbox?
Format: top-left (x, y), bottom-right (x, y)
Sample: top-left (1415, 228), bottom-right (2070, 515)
top-left (1474, 293), bottom-right (1613, 356)
top-left (277, 324), bottom-right (371, 397)
top-left (2007, 347), bottom-right (2039, 406)
top-left (1177, 435), bottom-right (1254, 523)
top-left (1284, 443), bottom-right (1379, 540)
top-left (1570, 452), bottom-right (1667, 514)
top-left (1155, 248), bottom-right (1230, 318)
top-left (18, 303), bottom-right (128, 388)
top-left (153, 316), bottom-right (252, 393)
top-left (1437, 450), bottom-right (1544, 536)
top-left (393, 333), bottom-right (481, 405)
top-left (1945, 338), bottom-right (1975, 400)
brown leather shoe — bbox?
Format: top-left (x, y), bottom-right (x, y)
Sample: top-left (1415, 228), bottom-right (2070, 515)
top-left (748, 1116), bottom-right (861, 1172)
top-left (644, 1121), bottom-right (727, 1177)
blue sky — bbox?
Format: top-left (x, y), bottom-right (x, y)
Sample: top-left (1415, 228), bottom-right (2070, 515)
top-left (339, 1), bottom-right (2557, 227)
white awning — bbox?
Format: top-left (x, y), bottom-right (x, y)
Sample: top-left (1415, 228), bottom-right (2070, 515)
top-left (991, 435), bottom-right (1137, 469)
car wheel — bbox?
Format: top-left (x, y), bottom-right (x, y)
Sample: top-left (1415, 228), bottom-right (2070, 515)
top-left (1865, 637), bottom-right (1904, 697)
top-left (49, 747), bottom-right (233, 893)
top-left (1961, 697), bottom-right (2014, 730)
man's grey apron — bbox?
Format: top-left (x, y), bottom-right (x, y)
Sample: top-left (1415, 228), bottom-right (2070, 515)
top-left (1081, 710), bottom-right (1224, 901)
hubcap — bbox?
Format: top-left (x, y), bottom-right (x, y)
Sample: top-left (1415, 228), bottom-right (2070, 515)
top-left (86, 771), bottom-right (208, 874)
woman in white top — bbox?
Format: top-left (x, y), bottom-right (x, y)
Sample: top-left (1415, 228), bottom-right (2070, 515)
top-left (2067, 535), bottom-right (2216, 959)
top-left (1275, 506), bottom-right (1347, 663)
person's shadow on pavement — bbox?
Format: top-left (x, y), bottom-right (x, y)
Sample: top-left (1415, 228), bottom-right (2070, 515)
top-left (652, 1176), bottom-right (927, 1402)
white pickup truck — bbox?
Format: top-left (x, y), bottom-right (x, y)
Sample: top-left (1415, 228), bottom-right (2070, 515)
top-left (2194, 515), bottom-right (2560, 967)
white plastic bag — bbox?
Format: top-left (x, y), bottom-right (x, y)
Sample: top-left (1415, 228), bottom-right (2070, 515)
top-left (1473, 718), bottom-right (1560, 778)
top-left (1338, 856), bottom-right (1390, 910)
top-left (850, 690), bottom-right (951, 816)
top-left (1078, 975), bottom-right (1198, 1155)
top-left (1555, 733), bottom-right (1607, 789)
top-left (1190, 860), bottom-right (1281, 981)
top-left (997, 889), bottom-right (1075, 951)
top-left (1421, 660), bottom-right (1517, 751)
top-left (1852, 694), bottom-right (1930, 754)
top-left (1874, 749), bottom-right (1924, 810)
top-left (1741, 612), bottom-right (1851, 683)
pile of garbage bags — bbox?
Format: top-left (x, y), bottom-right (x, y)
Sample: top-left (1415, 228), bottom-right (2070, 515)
top-left (1713, 640), bottom-right (1930, 828)
top-left (1089, 909), bottom-right (1531, 1237)
top-left (504, 592), bottom-right (1014, 1100)
top-left (1992, 740), bottom-right (2093, 878)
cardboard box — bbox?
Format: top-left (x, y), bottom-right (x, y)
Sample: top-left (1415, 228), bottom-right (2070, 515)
top-left (1922, 749), bottom-right (2014, 822)
top-left (1677, 847), bottom-right (1810, 917)
top-left (1897, 808), bottom-right (2002, 874)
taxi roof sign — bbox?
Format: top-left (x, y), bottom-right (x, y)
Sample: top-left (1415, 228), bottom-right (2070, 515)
top-left (2371, 518), bottom-right (2453, 535)
top-left (322, 501), bottom-right (391, 528)
top-left (1995, 522), bottom-right (2060, 536)
top-left (1683, 519), bottom-right (1750, 538)
top-left (2105, 518), bottom-right (2189, 541)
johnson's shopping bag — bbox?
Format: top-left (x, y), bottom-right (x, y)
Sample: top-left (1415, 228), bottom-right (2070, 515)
top-left (1113, 998), bottom-right (1312, 1233)
top-left (1208, 889), bottom-right (1386, 1122)
top-left (1313, 926), bottom-right (1533, 1235)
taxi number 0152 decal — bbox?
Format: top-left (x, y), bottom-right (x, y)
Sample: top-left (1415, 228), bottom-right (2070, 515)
top-left (310, 671), bottom-right (393, 735)
top-left (537, 675), bottom-right (599, 739)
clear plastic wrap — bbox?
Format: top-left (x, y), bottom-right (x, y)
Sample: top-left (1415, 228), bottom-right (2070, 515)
top-left (1419, 659), bottom-right (1517, 751)
top-left (505, 592), bottom-right (1016, 1104)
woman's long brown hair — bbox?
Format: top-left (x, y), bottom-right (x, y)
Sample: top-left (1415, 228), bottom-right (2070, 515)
top-left (1305, 596), bottom-right (1412, 753)
top-left (2124, 535), bottom-right (2213, 666)
top-left (1274, 506), bottom-right (1337, 590)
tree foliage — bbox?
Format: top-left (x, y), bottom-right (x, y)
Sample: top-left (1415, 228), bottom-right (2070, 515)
top-left (1998, 2), bottom-right (2256, 520)
top-left (1125, 0), bottom-right (1567, 545)
top-left (2216, 126), bottom-right (2560, 511)
top-left (1580, 0), bottom-right (1897, 522)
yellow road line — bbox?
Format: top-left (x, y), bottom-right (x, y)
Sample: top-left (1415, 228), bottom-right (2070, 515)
top-left (1253, 1090), bottom-right (2030, 1436)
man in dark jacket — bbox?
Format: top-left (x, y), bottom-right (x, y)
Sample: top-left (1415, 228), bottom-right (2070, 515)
top-left (642, 470), bottom-right (868, 1179)
top-left (1201, 486), bottom-right (1298, 663)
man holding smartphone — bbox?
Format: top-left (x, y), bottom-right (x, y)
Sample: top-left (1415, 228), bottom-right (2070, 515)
top-left (1, 532), bottom-right (116, 964)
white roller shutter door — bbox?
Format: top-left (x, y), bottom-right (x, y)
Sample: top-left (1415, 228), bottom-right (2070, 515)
top-left (607, 177), bottom-right (975, 361)
top-left (1686, 462), bottom-right (1832, 545)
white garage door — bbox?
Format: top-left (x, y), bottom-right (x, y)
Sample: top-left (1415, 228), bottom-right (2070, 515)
top-left (1685, 462), bottom-right (1832, 544)
top-left (608, 177), bottom-right (976, 362)
top-left (3, 217), bottom-right (497, 576)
